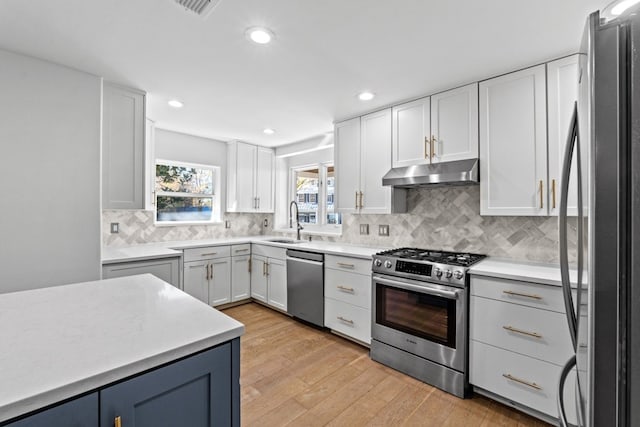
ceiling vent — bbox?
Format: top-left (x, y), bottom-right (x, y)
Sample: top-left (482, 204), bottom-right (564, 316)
top-left (174, 0), bottom-right (221, 18)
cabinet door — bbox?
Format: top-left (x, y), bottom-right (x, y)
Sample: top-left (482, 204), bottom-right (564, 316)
top-left (102, 82), bottom-right (145, 209)
top-left (235, 142), bottom-right (257, 212)
top-left (431, 83), bottom-right (479, 163)
top-left (6, 393), bottom-right (98, 427)
top-left (335, 117), bottom-right (361, 213)
top-left (250, 255), bottom-right (268, 303)
top-left (360, 108), bottom-right (393, 214)
top-left (183, 261), bottom-right (209, 304)
top-left (100, 343), bottom-right (233, 427)
top-left (479, 65), bottom-right (548, 216)
top-left (391, 97), bottom-right (430, 167)
top-left (102, 258), bottom-right (180, 288)
top-left (231, 255), bottom-right (251, 302)
top-left (266, 257), bottom-right (287, 311)
top-left (209, 258), bottom-right (231, 306)
top-left (547, 55), bottom-right (579, 217)
top-left (255, 147), bottom-right (275, 212)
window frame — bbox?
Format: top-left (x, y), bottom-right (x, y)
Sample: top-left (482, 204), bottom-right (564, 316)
top-left (289, 161), bottom-right (340, 228)
top-left (154, 159), bottom-right (221, 225)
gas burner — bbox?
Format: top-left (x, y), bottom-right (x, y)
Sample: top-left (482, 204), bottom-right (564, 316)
top-left (375, 248), bottom-right (486, 267)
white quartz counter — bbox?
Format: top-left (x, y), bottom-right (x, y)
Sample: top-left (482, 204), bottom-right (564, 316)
top-left (102, 236), bottom-right (387, 264)
top-left (469, 258), bottom-right (585, 287)
top-left (0, 274), bottom-right (244, 423)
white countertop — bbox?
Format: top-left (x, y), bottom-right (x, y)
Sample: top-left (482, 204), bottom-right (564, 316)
top-left (469, 258), bottom-right (586, 287)
top-left (0, 274), bottom-right (244, 423)
top-left (102, 236), bottom-right (387, 264)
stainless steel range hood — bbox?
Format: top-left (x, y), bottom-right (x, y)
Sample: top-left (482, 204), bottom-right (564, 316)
top-left (382, 159), bottom-right (479, 187)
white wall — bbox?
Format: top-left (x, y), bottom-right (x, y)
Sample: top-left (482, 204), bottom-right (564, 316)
top-left (154, 128), bottom-right (228, 211)
top-left (0, 49), bottom-right (102, 293)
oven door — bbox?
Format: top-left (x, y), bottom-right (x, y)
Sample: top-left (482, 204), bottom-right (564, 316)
top-left (371, 273), bottom-right (467, 372)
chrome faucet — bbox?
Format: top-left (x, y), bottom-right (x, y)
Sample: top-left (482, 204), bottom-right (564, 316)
top-left (289, 201), bottom-right (304, 240)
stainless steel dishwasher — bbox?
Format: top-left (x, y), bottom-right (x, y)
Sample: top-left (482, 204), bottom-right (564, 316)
top-left (286, 249), bottom-right (324, 327)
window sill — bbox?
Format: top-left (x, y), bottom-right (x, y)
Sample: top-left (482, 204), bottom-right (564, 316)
top-left (154, 221), bottom-right (223, 227)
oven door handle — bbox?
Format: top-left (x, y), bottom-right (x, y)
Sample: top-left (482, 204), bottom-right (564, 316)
top-left (374, 276), bottom-right (461, 300)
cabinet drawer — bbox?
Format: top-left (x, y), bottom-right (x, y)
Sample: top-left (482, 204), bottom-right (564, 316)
top-left (470, 296), bottom-right (573, 365)
top-left (471, 275), bottom-right (566, 313)
top-left (325, 255), bottom-right (371, 275)
top-left (231, 244), bottom-right (251, 256)
top-left (251, 244), bottom-right (286, 260)
top-left (470, 340), bottom-right (577, 422)
top-left (324, 297), bottom-right (371, 344)
top-left (324, 268), bottom-right (371, 309)
top-left (183, 246), bottom-right (231, 262)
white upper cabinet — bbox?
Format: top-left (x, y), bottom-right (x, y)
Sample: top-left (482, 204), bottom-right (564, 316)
top-left (227, 141), bottom-right (275, 213)
top-left (392, 97), bottom-right (431, 167)
top-left (480, 64), bottom-right (548, 216)
top-left (430, 83), bottom-right (479, 163)
top-left (335, 110), bottom-right (406, 214)
top-left (102, 82), bottom-right (145, 209)
top-left (547, 55), bottom-right (579, 217)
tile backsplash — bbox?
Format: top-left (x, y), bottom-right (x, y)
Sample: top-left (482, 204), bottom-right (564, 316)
top-left (103, 186), bottom-right (575, 263)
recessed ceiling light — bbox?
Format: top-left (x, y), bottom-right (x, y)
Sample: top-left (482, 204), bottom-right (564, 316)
top-left (263, 128), bottom-right (276, 135)
top-left (168, 99), bottom-right (184, 108)
top-left (246, 27), bottom-right (274, 44)
top-left (358, 91), bottom-right (375, 101)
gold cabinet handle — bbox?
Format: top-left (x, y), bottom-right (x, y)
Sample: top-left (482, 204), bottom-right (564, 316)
top-left (115, 416), bottom-right (122, 427)
top-left (502, 325), bottom-right (543, 339)
top-left (355, 191), bottom-right (358, 209)
top-left (502, 290), bottom-right (542, 300)
top-left (201, 252), bottom-right (218, 257)
top-left (262, 261), bottom-right (266, 276)
top-left (265, 262), bottom-right (269, 276)
top-left (336, 262), bottom-right (355, 269)
top-left (235, 248), bottom-right (249, 253)
top-left (204, 264), bottom-right (209, 280)
top-left (359, 191), bottom-right (364, 209)
top-left (337, 316), bottom-right (354, 325)
top-left (539, 180), bottom-right (544, 209)
top-left (552, 179), bottom-right (556, 209)
top-left (424, 136), bottom-right (430, 159)
top-left (337, 285), bottom-right (355, 293)
top-left (502, 373), bottom-right (542, 390)
top-left (430, 135), bottom-right (436, 161)
top-left (248, 258), bottom-right (251, 272)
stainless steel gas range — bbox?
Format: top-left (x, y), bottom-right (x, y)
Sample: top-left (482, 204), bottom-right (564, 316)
top-left (370, 248), bottom-right (486, 398)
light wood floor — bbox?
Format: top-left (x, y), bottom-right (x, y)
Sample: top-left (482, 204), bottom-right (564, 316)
top-left (222, 303), bottom-right (551, 427)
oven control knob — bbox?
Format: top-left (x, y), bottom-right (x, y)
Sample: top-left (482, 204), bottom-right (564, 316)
top-left (445, 270), bottom-right (453, 278)
top-left (384, 260), bottom-right (393, 269)
top-left (374, 259), bottom-right (382, 267)
top-left (454, 270), bottom-right (464, 280)
top-left (434, 268), bottom-right (443, 277)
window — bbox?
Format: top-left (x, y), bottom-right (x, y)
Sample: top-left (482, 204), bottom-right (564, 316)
top-left (155, 160), bottom-right (221, 223)
top-left (291, 163), bottom-right (341, 226)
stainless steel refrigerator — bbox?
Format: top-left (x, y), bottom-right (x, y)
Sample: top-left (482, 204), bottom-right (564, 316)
top-left (558, 2), bottom-right (640, 426)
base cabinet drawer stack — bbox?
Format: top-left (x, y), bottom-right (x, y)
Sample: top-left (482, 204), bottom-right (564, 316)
top-left (324, 255), bottom-right (372, 345)
top-left (469, 275), bottom-right (577, 424)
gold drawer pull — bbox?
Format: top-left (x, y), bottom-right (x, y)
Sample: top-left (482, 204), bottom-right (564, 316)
top-left (502, 290), bottom-right (542, 300)
top-left (201, 252), bottom-right (218, 256)
top-left (235, 248), bottom-right (249, 253)
top-left (502, 373), bottom-right (542, 390)
top-left (115, 416), bottom-right (122, 427)
top-left (337, 316), bottom-right (354, 325)
top-left (552, 179), bottom-right (557, 209)
top-left (424, 136), bottom-right (430, 159)
top-left (502, 325), bottom-right (542, 339)
top-left (337, 262), bottom-right (355, 269)
top-left (337, 285), bottom-right (355, 293)
top-left (539, 180), bottom-right (544, 209)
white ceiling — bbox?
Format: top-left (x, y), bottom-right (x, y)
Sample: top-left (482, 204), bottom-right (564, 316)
top-left (0, 0), bottom-right (606, 147)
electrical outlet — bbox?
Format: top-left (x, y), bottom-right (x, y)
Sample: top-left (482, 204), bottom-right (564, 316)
top-left (359, 224), bottom-right (369, 235)
top-left (263, 218), bottom-right (269, 227)
top-left (225, 220), bottom-right (231, 229)
top-left (378, 224), bottom-right (390, 236)
top-left (110, 223), bottom-right (119, 234)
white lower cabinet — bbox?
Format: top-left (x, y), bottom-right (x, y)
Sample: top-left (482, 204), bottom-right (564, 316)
top-left (470, 274), bottom-right (576, 424)
top-left (182, 246), bottom-right (231, 307)
top-left (324, 255), bottom-right (372, 345)
top-left (250, 244), bottom-right (287, 311)
top-left (230, 244), bottom-right (251, 302)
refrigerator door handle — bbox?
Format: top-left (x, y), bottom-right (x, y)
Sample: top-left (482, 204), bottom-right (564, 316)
top-left (559, 102), bottom-right (580, 351)
top-left (557, 355), bottom-right (577, 427)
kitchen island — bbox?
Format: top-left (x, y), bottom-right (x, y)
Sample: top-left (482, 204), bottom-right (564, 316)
top-left (0, 274), bottom-right (244, 426)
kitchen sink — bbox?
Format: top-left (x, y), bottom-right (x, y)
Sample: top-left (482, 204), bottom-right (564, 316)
top-left (264, 238), bottom-right (304, 244)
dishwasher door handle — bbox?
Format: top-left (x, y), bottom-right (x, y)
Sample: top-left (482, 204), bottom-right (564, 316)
top-left (286, 256), bottom-right (323, 266)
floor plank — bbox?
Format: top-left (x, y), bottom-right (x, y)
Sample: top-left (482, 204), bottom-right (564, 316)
top-left (223, 303), bottom-right (551, 427)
